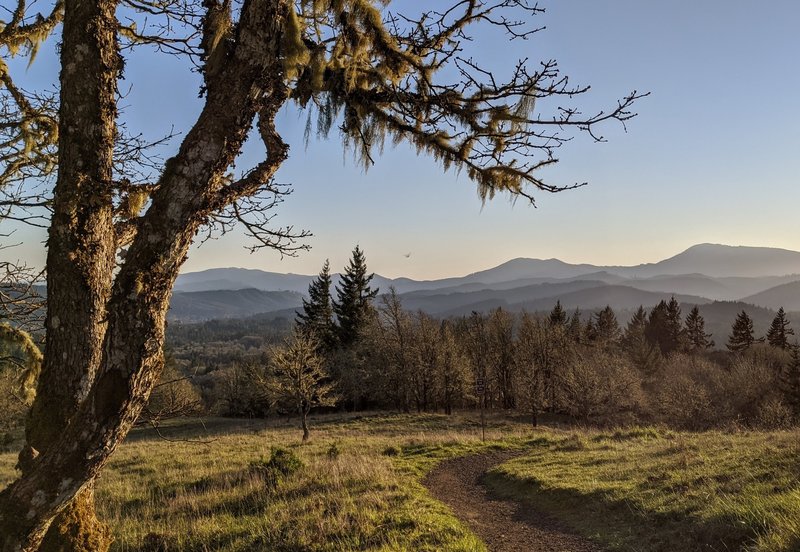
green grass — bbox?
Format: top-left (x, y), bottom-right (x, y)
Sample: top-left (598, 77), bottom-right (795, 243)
top-left (486, 427), bottom-right (800, 552)
top-left (1, 413), bottom-right (521, 551)
top-left (1, 414), bottom-right (799, 551)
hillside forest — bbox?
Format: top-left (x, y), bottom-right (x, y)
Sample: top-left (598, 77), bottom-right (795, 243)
top-left (6, 247), bottom-right (798, 444)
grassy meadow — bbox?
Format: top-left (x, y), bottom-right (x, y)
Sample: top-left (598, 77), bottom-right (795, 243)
top-left (1, 413), bottom-right (799, 551)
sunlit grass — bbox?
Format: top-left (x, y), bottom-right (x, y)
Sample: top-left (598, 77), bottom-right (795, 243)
top-left (487, 426), bottom-right (800, 552)
top-left (1, 414), bottom-right (799, 551)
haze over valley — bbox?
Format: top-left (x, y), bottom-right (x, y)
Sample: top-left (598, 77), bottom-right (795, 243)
top-left (170, 243), bottom-right (800, 345)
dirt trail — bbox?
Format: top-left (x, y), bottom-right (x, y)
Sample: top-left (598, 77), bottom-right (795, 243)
top-left (424, 450), bottom-right (602, 552)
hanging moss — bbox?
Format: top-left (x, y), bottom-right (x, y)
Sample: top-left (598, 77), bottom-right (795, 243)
top-left (281, 7), bottom-right (311, 81)
top-left (0, 323), bottom-right (42, 404)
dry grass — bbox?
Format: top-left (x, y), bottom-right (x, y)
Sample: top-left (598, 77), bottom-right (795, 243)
top-left (1, 414), bottom-right (799, 551)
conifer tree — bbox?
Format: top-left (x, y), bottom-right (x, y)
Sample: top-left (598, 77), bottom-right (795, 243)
top-left (623, 306), bottom-right (647, 348)
top-left (593, 305), bottom-right (621, 347)
top-left (727, 310), bottom-right (757, 353)
top-left (766, 307), bottom-right (794, 350)
top-left (297, 260), bottom-right (336, 350)
top-left (334, 246), bottom-right (379, 347)
top-left (567, 309), bottom-right (583, 343)
top-left (645, 300), bottom-right (670, 354)
top-left (665, 296), bottom-right (684, 352)
top-left (622, 306), bottom-right (662, 374)
top-left (584, 316), bottom-right (597, 343)
top-left (549, 300), bottom-right (567, 327)
top-left (780, 344), bottom-right (800, 416)
top-left (684, 305), bottom-right (714, 351)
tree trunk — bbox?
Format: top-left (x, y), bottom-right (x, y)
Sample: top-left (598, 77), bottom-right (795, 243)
top-left (301, 406), bottom-right (310, 442)
top-left (39, 487), bottom-right (111, 552)
top-left (19, 0), bottom-right (120, 545)
top-left (0, 0), bottom-right (291, 547)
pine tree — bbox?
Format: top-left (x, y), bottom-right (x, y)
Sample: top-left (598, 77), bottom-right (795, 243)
top-left (623, 306), bottom-right (648, 348)
top-left (665, 296), bottom-right (684, 352)
top-left (593, 305), bottom-right (621, 347)
top-left (584, 317), bottom-right (597, 343)
top-left (684, 305), bottom-right (713, 351)
top-left (645, 300), bottom-right (670, 354)
top-left (549, 300), bottom-right (567, 327)
top-left (567, 309), bottom-right (583, 343)
top-left (622, 307), bottom-right (662, 373)
top-left (780, 344), bottom-right (800, 416)
top-left (766, 307), bottom-right (794, 350)
top-left (727, 310), bottom-right (756, 353)
top-left (333, 246), bottom-right (379, 348)
top-left (296, 260), bottom-right (336, 350)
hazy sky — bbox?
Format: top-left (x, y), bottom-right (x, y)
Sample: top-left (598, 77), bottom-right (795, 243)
top-left (5, 1), bottom-right (800, 280)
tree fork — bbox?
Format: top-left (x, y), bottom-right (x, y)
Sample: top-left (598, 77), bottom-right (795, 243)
top-left (0, 0), bottom-right (290, 548)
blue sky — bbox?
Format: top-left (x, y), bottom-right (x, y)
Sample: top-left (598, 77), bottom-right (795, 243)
top-left (5, 1), bottom-right (800, 280)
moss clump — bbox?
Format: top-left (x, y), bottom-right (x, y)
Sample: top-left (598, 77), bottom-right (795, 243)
top-left (39, 490), bottom-right (112, 552)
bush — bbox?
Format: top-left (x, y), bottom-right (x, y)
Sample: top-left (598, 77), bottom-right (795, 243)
top-left (249, 447), bottom-right (304, 487)
top-left (382, 445), bottom-right (401, 457)
top-left (326, 442), bottom-right (341, 460)
top-left (756, 399), bottom-right (794, 429)
top-left (560, 351), bottom-right (643, 423)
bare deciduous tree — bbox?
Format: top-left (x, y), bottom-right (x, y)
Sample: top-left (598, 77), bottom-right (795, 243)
top-left (251, 330), bottom-right (337, 441)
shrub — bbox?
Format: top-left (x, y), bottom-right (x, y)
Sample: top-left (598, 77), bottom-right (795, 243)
top-left (326, 442), bottom-right (341, 460)
top-left (382, 445), bottom-right (401, 457)
top-left (560, 351), bottom-right (643, 423)
top-left (249, 447), bottom-right (304, 487)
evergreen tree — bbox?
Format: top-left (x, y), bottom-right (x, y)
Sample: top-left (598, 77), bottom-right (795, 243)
top-left (780, 344), bottom-right (800, 416)
top-left (567, 309), bottom-right (583, 343)
top-left (766, 307), bottom-right (794, 350)
top-left (584, 317), bottom-right (597, 343)
top-left (665, 296), bottom-right (684, 352)
top-left (727, 310), bottom-right (757, 353)
top-left (623, 306), bottom-right (648, 349)
top-left (296, 260), bottom-right (336, 349)
top-left (593, 305), bottom-right (621, 347)
top-left (333, 246), bottom-right (379, 347)
top-left (645, 300), bottom-right (670, 355)
top-left (622, 305), bottom-right (661, 373)
top-left (549, 300), bottom-right (567, 327)
top-left (684, 305), bottom-right (713, 351)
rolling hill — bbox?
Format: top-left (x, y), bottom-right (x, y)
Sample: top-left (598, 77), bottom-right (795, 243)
top-left (167, 244), bottom-right (800, 323)
top-left (741, 281), bottom-right (800, 311)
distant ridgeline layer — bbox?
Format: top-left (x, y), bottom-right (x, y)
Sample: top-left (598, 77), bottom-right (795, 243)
top-left (168, 245), bottom-right (800, 340)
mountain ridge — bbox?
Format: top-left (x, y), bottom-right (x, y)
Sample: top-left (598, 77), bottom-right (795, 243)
top-left (169, 244), bottom-right (800, 322)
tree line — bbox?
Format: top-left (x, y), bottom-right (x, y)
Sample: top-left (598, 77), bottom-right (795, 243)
top-left (204, 248), bottom-right (800, 437)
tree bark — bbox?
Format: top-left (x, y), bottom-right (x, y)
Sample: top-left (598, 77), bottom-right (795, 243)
top-left (19, 0), bottom-right (120, 545)
top-left (0, 0), bottom-right (290, 549)
top-left (301, 405), bottom-right (310, 442)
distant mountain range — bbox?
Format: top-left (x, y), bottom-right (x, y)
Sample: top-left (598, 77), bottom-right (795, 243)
top-left (169, 244), bottom-right (800, 340)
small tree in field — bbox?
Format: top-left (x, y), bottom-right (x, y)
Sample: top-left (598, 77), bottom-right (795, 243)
top-left (266, 331), bottom-right (338, 441)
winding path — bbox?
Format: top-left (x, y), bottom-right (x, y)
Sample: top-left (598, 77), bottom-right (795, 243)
top-left (424, 450), bottom-right (602, 552)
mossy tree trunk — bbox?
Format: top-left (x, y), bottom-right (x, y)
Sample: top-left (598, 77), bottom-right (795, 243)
top-left (18, 0), bottom-right (120, 545)
top-left (0, 0), bottom-right (291, 548)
